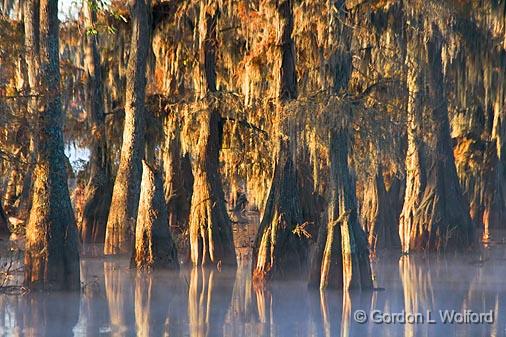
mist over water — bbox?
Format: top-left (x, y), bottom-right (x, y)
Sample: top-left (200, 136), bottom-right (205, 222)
top-left (1, 229), bottom-right (506, 337)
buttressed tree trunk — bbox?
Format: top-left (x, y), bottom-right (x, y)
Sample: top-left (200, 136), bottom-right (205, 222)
top-left (105, 0), bottom-right (151, 255)
top-left (24, 0), bottom-right (80, 291)
top-left (80, 0), bottom-right (113, 243)
top-left (252, 0), bottom-right (308, 283)
top-left (308, 129), bottom-right (372, 290)
top-left (163, 114), bottom-right (193, 251)
top-left (132, 161), bottom-right (179, 270)
top-left (189, 1), bottom-right (236, 267)
top-left (361, 165), bottom-right (403, 252)
top-left (399, 22), bottom-right (473, 253)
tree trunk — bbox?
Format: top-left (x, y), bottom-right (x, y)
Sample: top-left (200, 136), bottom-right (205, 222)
top-left (252, 138), bottom-right (308, 283)
top-left (0, 199), bottom-right (9, 235)
top-left (3, 167), bottom-right (19, 213)
top-left (361, 165), bottom-right (403, 253)
top-left (80, 0), bottom-right (113, 244)
top-left (163, 114), bottom-right (193, 259)
top-left (399, 23), bottom-right (474, 253)
top-left (188, 1), bottom-right (236, 267)
top-left (308, 129), bottom-right (372, 290)
top-left (18, 0), bottom-right (40, 221)
top-left (251, 0), bottom-right (307, 284)
top-left (23, 0), bottom-right (80, 291)
top-left (132, 161), bottom-right (179, 270)
top-left (104, 0), bottom-right (151, 255)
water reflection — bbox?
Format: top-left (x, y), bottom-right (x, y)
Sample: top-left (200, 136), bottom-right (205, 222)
top-left (188, 267), bottom-right (234, 337)
top-left (20, 293), bottom-right (80, 337)
top-left (75, 259), bottom-right (110, 336)
top-left (2, 238), bottom-right (506, 336)
top-left (104, 260), bottom-right (135, 336)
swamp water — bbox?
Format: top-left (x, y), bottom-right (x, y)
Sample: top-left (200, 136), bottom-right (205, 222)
top-left (1, 229), bottom-right (506, 337)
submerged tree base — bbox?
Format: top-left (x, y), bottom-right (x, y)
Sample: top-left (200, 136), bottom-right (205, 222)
top-left (252, 139), bottom-right (308, 284)
top-left (308, 130), bottom-right (372, 291)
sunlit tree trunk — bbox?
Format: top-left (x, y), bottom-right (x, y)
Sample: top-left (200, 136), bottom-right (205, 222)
top-left (308, 129), bottom-right (373, 290)
top-left (105, 0), bottom-right (151, 255)
top-left (189, 1), bottom-right (236, 267)
top-left (23, 0), bottom-right (80, 291)
top-left (399, 22), bottom-right (473, 253)
top-left (251, 0), bottom-right (308, 284)
top-left (132, 161), bottom-right (179, 269)
top-left (17, 0), bottom-right (40, 221)
top-left (80, 0), bottom-right (113, 243)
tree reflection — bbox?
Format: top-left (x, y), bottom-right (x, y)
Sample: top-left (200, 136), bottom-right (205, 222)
top-left (104, 260), bottom-right (135, 336)
top-left (188, 267), bottom-right (234, 337)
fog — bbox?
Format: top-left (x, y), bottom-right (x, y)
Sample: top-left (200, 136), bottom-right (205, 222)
top-left (1, 230), bottom-right (505, 337)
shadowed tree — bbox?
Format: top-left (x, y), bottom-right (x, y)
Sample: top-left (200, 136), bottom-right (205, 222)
top-left (399, 20), bottom-right (474, 253)
top-left (308, 128), bottom-right (373, 290)
top-left (104, 0), bottom-right (151, 255)
top-left (132, 160), bottom-right (179, 270)
top-left (0, 200), bottom-right (8, 235)
top-left (188, 0), bottom-right (236, 267)
top-left (163, 113), bottom-right (193, 260)
top-left (252, 0), bottom-right (308, 283)
top-left (23, 0), bottom-right (80, 290)
top-left (79, 0), bottom-right (113, 244)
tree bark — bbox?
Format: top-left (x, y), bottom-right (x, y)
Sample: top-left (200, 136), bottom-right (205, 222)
top-left (80, 0), bottom-right (113, 244)
top-left (308, 129), bottom-right (372, 290)
top-left (132, 161), bottom-right (179, 270)
top-left (104, 0), bottom-right (151, 255)
top-left (23, 0), bottom-right (80, 291)
top-left (251, 0), bottom-right (307, 284)
top-left (361, 166), bottom-right (403, 252)
top-left (188, 1), bottom-right (236, 267)
top-left (399, 22), bottom-right (474, 253)
top-left (163, 113), bottom-right (193, 259)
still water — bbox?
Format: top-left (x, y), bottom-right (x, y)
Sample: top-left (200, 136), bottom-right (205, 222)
top-left (1, 231), bottom-right (506, 337)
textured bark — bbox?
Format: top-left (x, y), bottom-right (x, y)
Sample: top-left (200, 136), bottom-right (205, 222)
top-left (18, 0), bottom-right (40, 220)
top-left (251, 0), bottom-right (307, 284)
top-left (308, 130), bottom-right (372, 290)
top-left (188, 1), bottom-right (236, 267)
top-left (361, 166), bottom-right (403, 252)
top-left (189, 108), bottom-right (236, 267)
top-left (80, 0), bottom-right (113, 243)
top-left (105, 0), bottom-right (151, 255)
top-left (163, 114), bottom-right (193, 256)
top-left (252, 138), bottom-right (308, 283)
top-left (132, 161), bottom-right (179, 270)
top-left (399, 23), bottom-right (474, 253)
top-left (23, 0), bottom-right (80, 291)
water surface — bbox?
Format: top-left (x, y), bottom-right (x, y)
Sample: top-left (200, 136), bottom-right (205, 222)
top-left (1, 231), bottom-right (506, 337)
